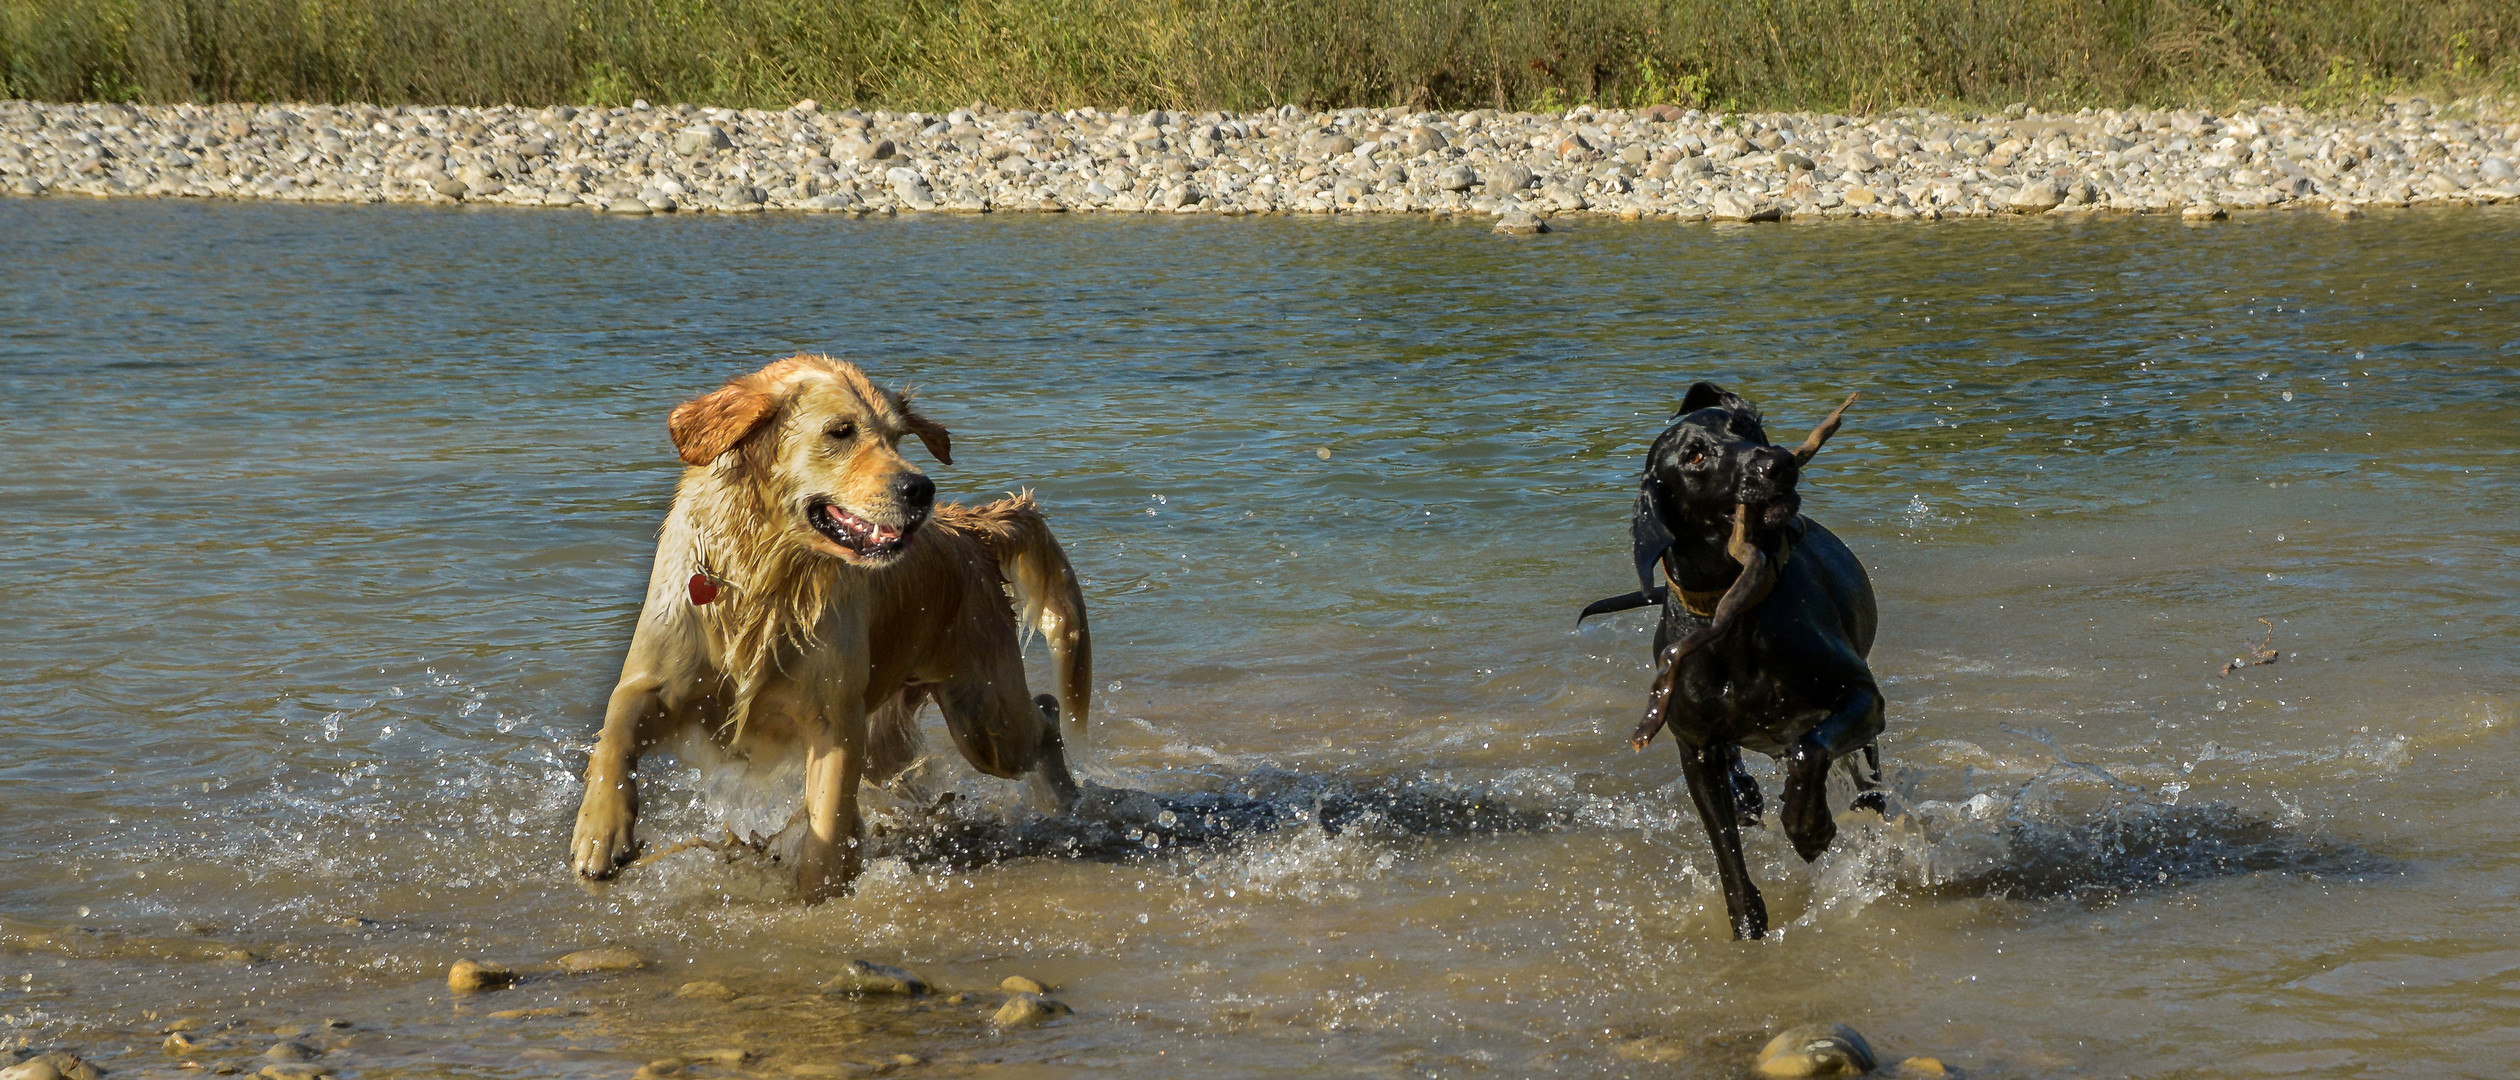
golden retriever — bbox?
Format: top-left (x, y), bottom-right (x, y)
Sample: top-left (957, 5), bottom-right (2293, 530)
top-left (569, 354), bottom-right (1089, 900)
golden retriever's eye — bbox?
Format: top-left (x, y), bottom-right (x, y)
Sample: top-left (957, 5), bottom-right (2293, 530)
top-left (826, 422), bottom-right (857, 442)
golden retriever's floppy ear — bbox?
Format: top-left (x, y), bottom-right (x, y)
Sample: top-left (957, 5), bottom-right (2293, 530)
top-left (900, 401), bottom-right (953, 466)
top-left (668, 382), bottom-right (780, 466)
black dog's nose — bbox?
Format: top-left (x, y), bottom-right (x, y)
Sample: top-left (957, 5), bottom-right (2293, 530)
top-left (892, 471), bottom-right (935, 510)
top-left (1748, 448), bottom-right (1800, 489)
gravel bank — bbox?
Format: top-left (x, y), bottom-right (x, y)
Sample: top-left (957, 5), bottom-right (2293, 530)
top-left (5, 97), bottom-right (2515, 221)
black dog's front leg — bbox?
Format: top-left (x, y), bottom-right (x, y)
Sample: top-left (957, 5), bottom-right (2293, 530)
top-left (1679, 739), bottom-right (1768, 939)
top-left (1781, 685), bottom-right (1885, 862)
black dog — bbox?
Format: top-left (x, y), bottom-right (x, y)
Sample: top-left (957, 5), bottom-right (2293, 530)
top-left (1581, 383), bottom-right (1885, 940)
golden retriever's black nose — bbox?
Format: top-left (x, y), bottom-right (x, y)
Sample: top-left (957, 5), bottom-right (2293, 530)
top-left (893, 471), bottom-right (935, 510)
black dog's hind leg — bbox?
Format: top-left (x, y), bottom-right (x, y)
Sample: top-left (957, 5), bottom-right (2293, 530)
top-left (1845, 743), bottom-right (1888, 815)
top-left (1721, 744), bottom-right (1764, 824)
top-left (1680, 740), bottom-right (1768, 940)
top-left (1782, 686), bottom-right (1885, 862)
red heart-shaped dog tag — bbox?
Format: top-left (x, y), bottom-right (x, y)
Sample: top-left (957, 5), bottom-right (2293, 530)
top-left (687, 572), bottom-right (719, 605)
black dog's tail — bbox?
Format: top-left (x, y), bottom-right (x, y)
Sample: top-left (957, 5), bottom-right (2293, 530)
top-left (1577, 587), bottom-right (1664, 624)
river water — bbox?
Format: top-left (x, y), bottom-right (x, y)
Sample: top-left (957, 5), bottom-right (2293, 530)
top-left (3, 200), bottom-right (2516, 1079)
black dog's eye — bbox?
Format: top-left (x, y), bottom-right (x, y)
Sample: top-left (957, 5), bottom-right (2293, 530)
top-left (1685, 448), bottom-right (1708, 466)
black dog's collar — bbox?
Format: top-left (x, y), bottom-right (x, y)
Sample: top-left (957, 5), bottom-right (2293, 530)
top-left (1674, 535), bottom-right (1789, 617)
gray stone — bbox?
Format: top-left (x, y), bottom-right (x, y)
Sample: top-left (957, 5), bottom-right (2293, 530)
top-left (824, 959), bottom-right (929, 996)
top-left (1406, 127), bottom-right (1447, 155)
top-left (885, 167), bottom-right (934, 208)
top-left (1708, 191), bottom-right (1778, 221)
top-left (1753, 1023), bottom-right (1877, 1078)
top-left (427, 176), bottom-right (466, 197)
top-left (1435, 164), bottom-right (1477, 191)
top-left (673, 125), bottom-right (732, 156)
top-left (264, 1042), bottom-right (318, 1062)
top-left (2483, 157), bottom-right (2516, 183)
top-left (605, 197), bottom-right (653, 214)
top-left (1483, 162), bottom-right (1534, 195)
top-left (2007, 178), bottom-right (2063, 212)
top-left (1839, 150), bottom-right (1879, 173)
top-left (1777, 151), bottom-right (1816, 171)
top-left (1539, 183), bottom-right (1587, 211)
top-left (1491, 209), bottom-right (1547, 234)
top-left (1676, 156), bottom-right (1716, 177)
top-left (2181, 200), bottom-right (2227, 220)
top-left (1308, 132), bottom-right (1357, 158)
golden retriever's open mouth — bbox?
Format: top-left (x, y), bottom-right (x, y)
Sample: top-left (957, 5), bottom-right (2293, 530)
top-left (805, 498), bottom-right (919, 559)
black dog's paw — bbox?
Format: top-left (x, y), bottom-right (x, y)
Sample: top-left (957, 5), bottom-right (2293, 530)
top-left (1785, 811), bottom-right (1836, 862)
top-left (1731, 773), bottom-right (1765, 824)
top-left (1851, 791), bottom-right (1889, 815)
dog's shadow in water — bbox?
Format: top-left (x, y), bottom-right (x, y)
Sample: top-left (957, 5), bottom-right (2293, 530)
top-left (1848, 797), bottom-right (2398, 904)
top-left (663, 767), bottom-right (2392, 906)
top-left (869, 766), bottom-right (1568, 872)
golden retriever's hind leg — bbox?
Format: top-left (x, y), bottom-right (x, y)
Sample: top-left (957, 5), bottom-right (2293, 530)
top-left (865, 687), bottom-right (932, 803)
top-left (1025, 694), bottom-right (1083, 814)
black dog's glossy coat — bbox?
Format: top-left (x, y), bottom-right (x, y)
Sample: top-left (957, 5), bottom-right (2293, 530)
top-left (1600, 383), bottom-right (1886, 940)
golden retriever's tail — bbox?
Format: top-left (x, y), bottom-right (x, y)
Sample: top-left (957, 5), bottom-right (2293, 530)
top-left (981, 492), bottom-right (1092, 747)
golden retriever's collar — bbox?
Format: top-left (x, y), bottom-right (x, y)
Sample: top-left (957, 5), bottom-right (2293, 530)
top-left (687, 548), bottom-right (742, 606)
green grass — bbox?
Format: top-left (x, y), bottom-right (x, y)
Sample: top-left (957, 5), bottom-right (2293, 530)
top-left (5, 0), bottom-right (2516, 114)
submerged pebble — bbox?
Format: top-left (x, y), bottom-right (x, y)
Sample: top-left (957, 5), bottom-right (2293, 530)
top-left (1755, 1023), bottom-right (1879, 1078)
top-left (633, 1059), bottom-right (684, 1080)
top-left (1491, 209), bottom-right (1547, 234)
top-left (822, 960), bottom-right (928, 996)
top-left (556, 946), bottom-right (647, 972)
top-left (258, 1065), bottom-right (330, 1080)
top-left (0, 98), bottom-right (2509, 223)
top-left (262, 1041), bottom-right (318, 1061)
top-left (991, 992), bottom-right (1072, 1027)
top-left (673, 980), bottom-right (736, 1000)
top-left (997, 975), bottom-right (1049, 994)
top-left (1, 1053), bottom-right (99, 1080)
top-left (446, 958), bottom-right (517, 992)
top-left (1614, 1036), bottom-right (1689, 1063)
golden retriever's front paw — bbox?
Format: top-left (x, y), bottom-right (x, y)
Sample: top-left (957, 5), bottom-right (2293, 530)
top-left (794, 840), bottom-right (862, 904)
top-left (570, 800), bottom-right (640, 879)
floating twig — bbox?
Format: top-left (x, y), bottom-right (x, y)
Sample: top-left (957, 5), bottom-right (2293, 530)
top-left (2218, 618), bottom-right (2281, 676)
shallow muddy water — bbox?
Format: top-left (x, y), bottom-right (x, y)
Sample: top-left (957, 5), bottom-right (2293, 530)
top-left (2, 201), bottom-right (2517, 1079)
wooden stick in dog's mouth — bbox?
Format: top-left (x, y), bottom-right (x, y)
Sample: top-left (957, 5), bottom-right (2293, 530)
top-left (1628, 507), bottom-right (1779, 750)
top-left (1791, 392), bottom-right (1859, 465)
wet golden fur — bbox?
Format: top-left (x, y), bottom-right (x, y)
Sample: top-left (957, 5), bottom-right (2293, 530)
top-left (570, 354), bottom-right (1090, 900)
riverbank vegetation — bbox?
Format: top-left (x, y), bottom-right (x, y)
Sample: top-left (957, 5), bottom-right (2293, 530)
top-left (5, 0), bottom-right (2516, 114)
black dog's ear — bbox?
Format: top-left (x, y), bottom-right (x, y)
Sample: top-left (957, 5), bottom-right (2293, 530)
top-left (1631, 476), bottom-right (1676, 592)
top-left (1679, 382), bottom-right (1751, 417)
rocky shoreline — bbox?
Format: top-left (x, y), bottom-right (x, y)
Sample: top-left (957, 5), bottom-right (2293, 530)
top-left (3, 97), bottom-right (2515, 223)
